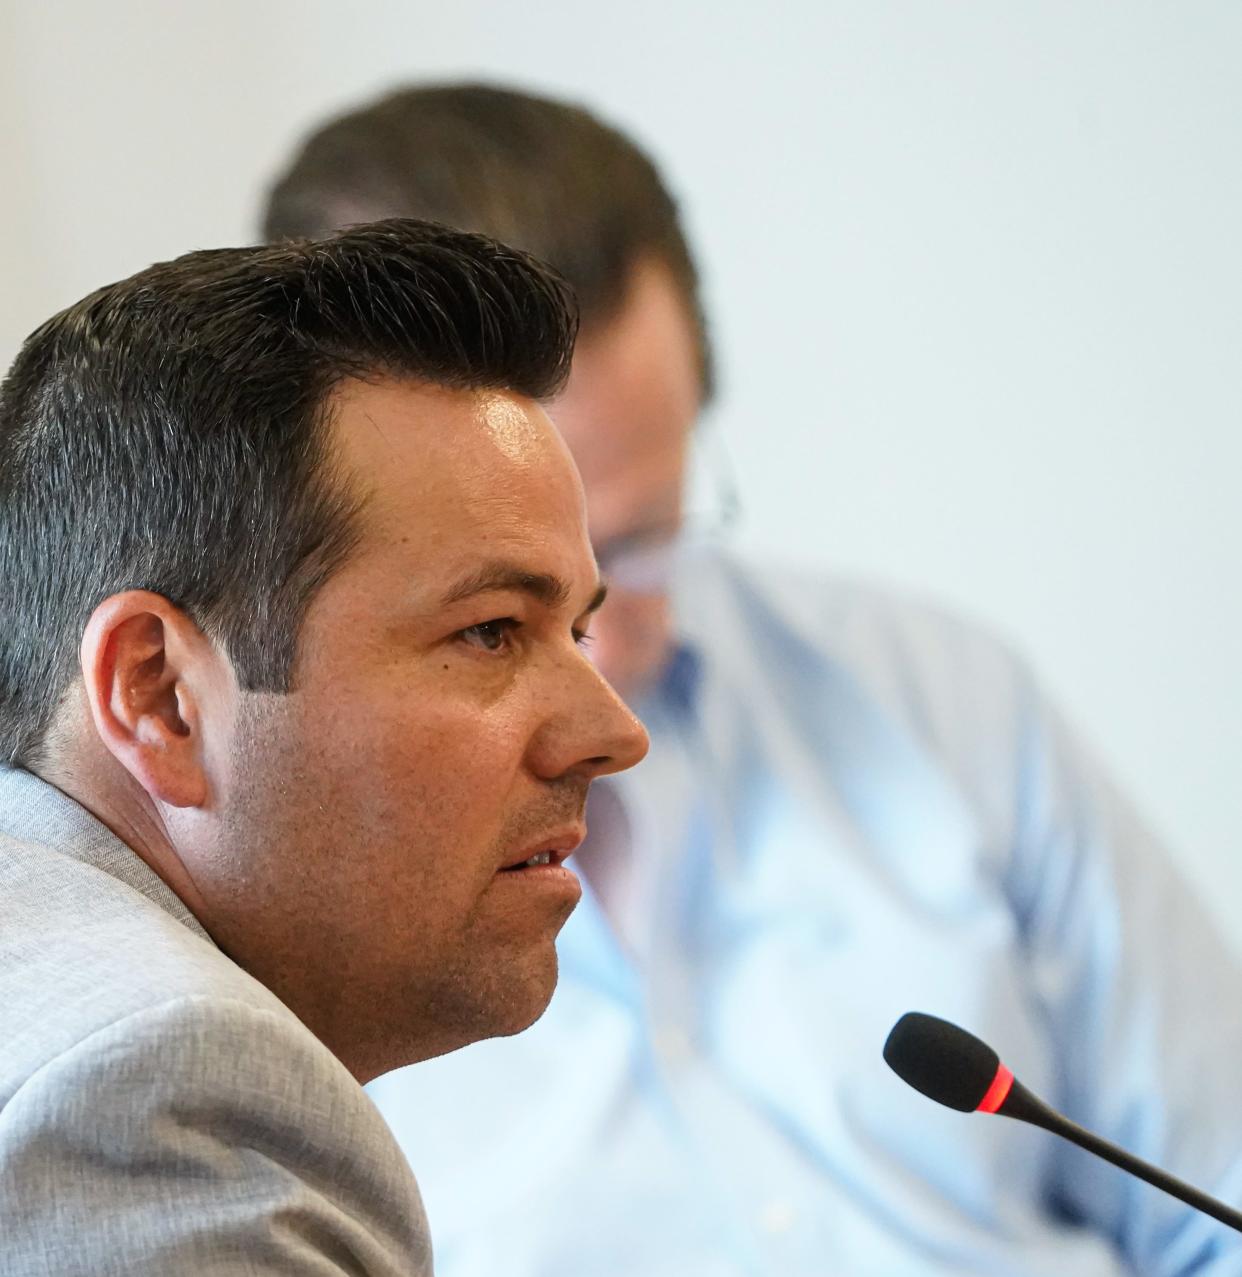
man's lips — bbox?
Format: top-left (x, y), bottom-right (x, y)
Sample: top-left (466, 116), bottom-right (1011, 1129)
top-left (499, 828), bottom-right (585, 871)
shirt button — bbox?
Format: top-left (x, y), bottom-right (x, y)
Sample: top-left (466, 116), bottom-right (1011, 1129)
top-left (759, 1200), bottom-right (797, 1235)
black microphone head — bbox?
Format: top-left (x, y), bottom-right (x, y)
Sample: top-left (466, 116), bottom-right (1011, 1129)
top-left (883, 1011), bottom-right (1001, 1112)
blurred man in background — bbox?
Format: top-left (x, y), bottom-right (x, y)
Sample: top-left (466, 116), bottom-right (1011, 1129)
top-left (264, 85), bottom-right (1242, 1275)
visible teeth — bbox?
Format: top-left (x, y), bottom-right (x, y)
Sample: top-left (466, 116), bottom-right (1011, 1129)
top-left (523, 851), bottom-right (552, 867)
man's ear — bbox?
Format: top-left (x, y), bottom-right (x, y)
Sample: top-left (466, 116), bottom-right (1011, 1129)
top-left (79, 591), bottom-right (226, 810)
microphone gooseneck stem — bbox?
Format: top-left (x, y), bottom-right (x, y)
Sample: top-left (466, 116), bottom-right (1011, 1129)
top-left (1000, 1080), bottom-right (1242, 1235)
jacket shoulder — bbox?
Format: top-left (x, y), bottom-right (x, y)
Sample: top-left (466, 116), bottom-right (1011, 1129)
top-left (0, 835), bottom-right (289, 1096)
top-left (0, 843), bottom-right (430, 1275)
top-left (1, 995), bottom-right (429, 1275)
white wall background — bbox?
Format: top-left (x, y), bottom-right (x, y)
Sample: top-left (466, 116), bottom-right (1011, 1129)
top-left (2, 1), bottom-right (1239, 943)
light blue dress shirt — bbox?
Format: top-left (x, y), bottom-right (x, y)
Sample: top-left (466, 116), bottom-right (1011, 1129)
top-left (369, 548), bottom-right (1242, 1275)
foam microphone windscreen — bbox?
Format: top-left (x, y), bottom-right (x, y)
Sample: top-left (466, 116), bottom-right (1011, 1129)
top-left (883, 1011), bottom-right (1001, 1112)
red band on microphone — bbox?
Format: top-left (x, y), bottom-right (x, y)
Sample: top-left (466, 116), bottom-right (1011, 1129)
top-left (977, 1063), bottom-right (1014, 1114)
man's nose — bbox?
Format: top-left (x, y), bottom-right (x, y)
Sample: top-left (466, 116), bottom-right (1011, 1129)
top-left (529, 652), bottom-right (649, 783)
top-left (590, 683), bottom-right (650, 779)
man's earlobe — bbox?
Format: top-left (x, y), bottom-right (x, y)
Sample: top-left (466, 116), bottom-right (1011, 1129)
top-left (80, 591), bottom-right (215, 809)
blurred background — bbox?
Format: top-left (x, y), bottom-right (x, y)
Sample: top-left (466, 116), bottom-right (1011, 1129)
top-left (2, 1), bottom-right (1238, 943)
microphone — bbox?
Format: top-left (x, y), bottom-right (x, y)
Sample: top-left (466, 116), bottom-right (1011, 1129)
top-left (883, 1011), bottom-right (1242, 1235)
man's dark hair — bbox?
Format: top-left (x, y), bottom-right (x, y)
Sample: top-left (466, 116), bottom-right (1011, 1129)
top-left (263, 82), bottom-right (713, 399)
top-left (0, 218), bottom-right (577, 767)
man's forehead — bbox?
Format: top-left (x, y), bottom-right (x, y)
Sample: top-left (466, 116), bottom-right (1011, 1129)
top-left (324, 378), bottom-right (598, 603)
top-left (330, 377), bottom-right (556, 461)
top-left (330, 379), bottom-right (585, 522)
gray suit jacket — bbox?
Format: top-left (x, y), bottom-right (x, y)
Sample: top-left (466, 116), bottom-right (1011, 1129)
top-left (0, 766), bottom-right (431, 1275)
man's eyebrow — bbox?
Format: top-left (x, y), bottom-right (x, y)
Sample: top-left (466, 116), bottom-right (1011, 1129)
top-left (440, 562), bottom-right (608, 614)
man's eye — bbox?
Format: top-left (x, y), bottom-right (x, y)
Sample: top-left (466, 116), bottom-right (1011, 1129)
top-left (459, 619), bottom-right (519, 653)
top-left (572, 629), bottom-right (594, 648)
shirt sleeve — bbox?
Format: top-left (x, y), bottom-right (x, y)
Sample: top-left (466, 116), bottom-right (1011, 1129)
top-left (0, 995), bottom-right (430, 1276)
top-left (1002, 658), bottom-right (1242, 1274)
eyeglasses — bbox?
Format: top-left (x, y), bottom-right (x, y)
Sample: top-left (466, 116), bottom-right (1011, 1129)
top-left (595, 414), bottom-right (741, 596)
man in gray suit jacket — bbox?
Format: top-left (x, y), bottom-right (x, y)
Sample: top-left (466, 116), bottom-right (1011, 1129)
top-left (0, 221), bottom-right (647, 1273)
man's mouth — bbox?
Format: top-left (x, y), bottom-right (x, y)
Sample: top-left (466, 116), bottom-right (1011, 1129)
top-left (499, 832), bottom-right (583, 872)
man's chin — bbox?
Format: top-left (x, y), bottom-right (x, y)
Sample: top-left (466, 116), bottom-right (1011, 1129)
top-left (493, 953), bottom-right (561, 1039)
top-left (420, 949), bottom-right (561, 1056)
